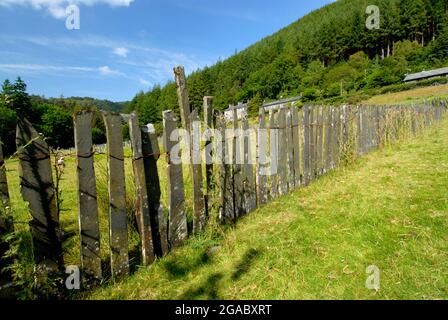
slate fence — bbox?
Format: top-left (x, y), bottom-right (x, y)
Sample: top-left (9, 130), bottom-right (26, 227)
top-left (0, 67), bottom-right (446, 292)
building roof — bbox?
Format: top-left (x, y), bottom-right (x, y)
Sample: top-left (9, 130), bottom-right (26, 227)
top-left (403, 67), bottom-right (448, 82)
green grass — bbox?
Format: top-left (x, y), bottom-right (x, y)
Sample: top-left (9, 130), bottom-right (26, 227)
top-left (83, 117), bottom-right (448, 300)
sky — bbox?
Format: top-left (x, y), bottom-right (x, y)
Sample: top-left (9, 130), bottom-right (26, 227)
top-left (0, 0), bottom-right (336, 102)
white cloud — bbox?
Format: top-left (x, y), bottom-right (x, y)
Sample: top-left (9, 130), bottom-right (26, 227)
top-left (138, 77), bottom-right (151, 87)
top-left (113, 47), bottom-right (129, 58)
top-left (0, 63), bottom-right (124, 78)
top-left (0, 34), bottom-right (216, 84)
top-left (0, 0), bottom-right (134, 19)
top-left (98, 65), bottom-right (121, 75)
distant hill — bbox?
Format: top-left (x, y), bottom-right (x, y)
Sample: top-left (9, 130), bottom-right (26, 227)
top-left (44, 96), bottom-right (128, 113)
top-left (128, 0), bottom-right (448, 125)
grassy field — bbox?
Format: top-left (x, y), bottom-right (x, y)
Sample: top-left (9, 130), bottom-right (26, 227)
top-left (82, 115), bottom-right (448, 300)
top-left (364, 83), bottom-right (448, 105)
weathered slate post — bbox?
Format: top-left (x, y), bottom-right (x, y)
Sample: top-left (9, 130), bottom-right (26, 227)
top-left (286, 108), bottom-right (295, 189)
top-left (257, 109), bottom-right (268, 205)
top-left (291, 106), bottom-right (301, 188)
top-left (203, 96), bottom-right (214, 217)
top-left (323, 106), bottom-right (331, 173)
top-left (242, 109), bottom-right (256, 213)
top-left (163, 111), bottom-right (188, 248)
top-left (142, 124), bottom-right (169, 257)
top-left (191, 109), bottom-right (207, 229)
top-left (269, 110), bottom-right (278, 199)
top-left (74, 111), bottom-right (102, 284)
top-left (309, 106), bottom-right (316, 181)
top-left (16, 118), bottom-right (64, 275)
top-left (277, 106), bottom-right (288, 196)
top-left (316, 106), bottom-right (323, 177)
top-left (128, 114), bottom-right (155, 265)
top-left (174, 66), bottom-right (206, 233)
top-left (329, 106), bottom-right (337, 170)
top-left (302, 106), bottom-right (310, 186)
top-left (217, 113), bottom-right (235, 223)
top-left (103, 112), bottom-right (129, 280)
top-left (335, 106), bottom-right (342, 168)
top-left (357, 106), bottom-right (363, 155)
top-left (341, 105), bottom-right (348, 162)
top-left (233, 109), bottom-right (244, 217)
top-left (0, 141), bottom-right (13, 275)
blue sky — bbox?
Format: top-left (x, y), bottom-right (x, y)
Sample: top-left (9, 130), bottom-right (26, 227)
top-left (0, 0), bottom-right (335, 102)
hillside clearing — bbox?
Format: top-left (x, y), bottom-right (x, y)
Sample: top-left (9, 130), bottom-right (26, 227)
top-left (364, 84), bottom-right (448, 105)
top-left (86, 116), bottom-right (448, 300)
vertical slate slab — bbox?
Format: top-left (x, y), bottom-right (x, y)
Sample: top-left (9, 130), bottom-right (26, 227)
top-left (309, 106), bottom-right (316, 181)
top-left (233, 109), bottom-right (244, 217)
top-left (257, 109), bottom-right (268, 205)
top-left (174, 66), bottom-right (206, 233)
top-left (330, 106), bottom-right (337, 170)
top-left (189, 110), bottom-right (206, 232)
top-left (291, 107), bottom-right (301, 188)
top-left (323, 106), bottom-right (331, 173)
top-left (357, 106), bottom-right (363, 155)
top-left (341, 105), bottom-right (348, 162)
top-left (277, 107), bottom-right (288, 196)
top-left (218, 114), bottom-right (235, 223)
top-left (142, 124), bottom-right (169, 257)
top-left (375, 105), bottom-right (381, 146)
top-left (203, 96), bottom-right (214, 217)
top-left (74, 111), bottom-right (102, 283)
top-left (285, 108), bottom-right (295, 189)
top-left (16, 118), bottom-right (63, 274)
top-left (364, 106), bottom-right (369, 152)
top-left (242, 110), bottom-right (256, 213)
top-left (269, 110), bottom-right (278, 199)
top-left (103, 112), bottom-right (129, 280)
top-left (163, 111), bottom-right (188, 248)
top-left (365, 106), bottom-right (370, 152)
top-left (316, 106), bottom-right (323, 177)
top-left (128, 114), bottom-right (155, 266)
top-left (0, 141), bottom-right (13, 276)
top-left (302, 106), bottom-right (310, 186)
top-left (335, 106), bottom-right (342, 168)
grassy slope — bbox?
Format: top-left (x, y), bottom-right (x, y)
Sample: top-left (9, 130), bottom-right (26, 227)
top-left (88, 118), bottom-right (448, 300)
top-left (364, 84), bottom-right (448, 105)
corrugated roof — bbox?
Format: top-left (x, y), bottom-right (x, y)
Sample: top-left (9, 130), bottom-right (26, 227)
top-left (403, 67), bottom-right (448, 82)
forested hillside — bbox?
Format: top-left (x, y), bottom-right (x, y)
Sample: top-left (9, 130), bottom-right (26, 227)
top-left (129, 0), bottom-right (448, 124)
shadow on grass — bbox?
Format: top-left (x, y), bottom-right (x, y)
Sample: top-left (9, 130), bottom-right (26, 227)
top-left (178, 247), bottom-right (262, 300)
top-left (179, 273), bottom-right (224, 300)
top-left (161, 249), bottom-right (212, 280)
top-left (231, 248), bottom-right (261, 281)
